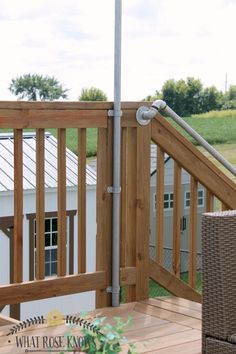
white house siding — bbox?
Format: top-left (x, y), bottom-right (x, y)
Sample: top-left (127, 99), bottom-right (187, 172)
top-left (0, 186), bottom-right (96, 320)
top-left (150, 160), bottom-right (191, 187)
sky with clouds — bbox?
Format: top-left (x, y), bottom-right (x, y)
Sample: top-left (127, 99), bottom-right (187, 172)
top-left (0, 0), bottom-right (236, 101)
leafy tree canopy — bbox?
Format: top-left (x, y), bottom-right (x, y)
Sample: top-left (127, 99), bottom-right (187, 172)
top-left (225, 85), bottom-right (236, 101)
top-left (9, 74), bottom-right (68, 101)
top-left (145, 77), bottom-right (224, 116)
top-left (199, 86), bottom-right (223, 112)
top-left (143, 90), bottom-right (161, 102)
top-left (79, 87), bottom-right (107, 101)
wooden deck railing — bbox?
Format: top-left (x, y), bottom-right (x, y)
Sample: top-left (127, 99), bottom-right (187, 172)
top-left (148, 112), bottom-right (236, 301)
top-left (0, 101), bottom-right (235, 319)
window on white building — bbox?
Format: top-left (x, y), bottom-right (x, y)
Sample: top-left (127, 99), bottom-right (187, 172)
top-left (27, 210), bottom-right (76, 281)
top-left (153, 192), bottom-right (174, 211)
top-left (164, 192), bottom-right (174, 209)
top-left (34, 217), bottom-right (67, 277)
top-left (185, 189), bottom-right (204, 208)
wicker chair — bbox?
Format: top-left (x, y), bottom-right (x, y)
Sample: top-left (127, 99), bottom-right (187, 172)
top-left (202, 210), bottom-right (236, 353)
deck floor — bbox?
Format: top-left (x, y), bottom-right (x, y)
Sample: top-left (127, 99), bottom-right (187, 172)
top-left (0, 296), bottom-right (202, 353)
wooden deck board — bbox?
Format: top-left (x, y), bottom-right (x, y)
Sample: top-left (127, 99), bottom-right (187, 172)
top-left (0, 297), bottom-right (202, 353)
top-left (133, 329), bottom-right (201, 353)
top-left (145, 340), bottom-right (201, 354)
top-left (126, 322), bottom-right (193, 342)
top-left (0, 314), bottom-right (18, 327)
top-left (158, 295), bottom-right (202, 312)
top-left (135, 302), bottom-right (202, 330)
top-left (143, 298), bottom-right (202, 319)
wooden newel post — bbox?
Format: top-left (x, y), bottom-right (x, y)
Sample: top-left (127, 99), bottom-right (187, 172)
top-left (135, 125), bottom-right (151, 301)
top-left (96, 122), bottom-right (113, 308)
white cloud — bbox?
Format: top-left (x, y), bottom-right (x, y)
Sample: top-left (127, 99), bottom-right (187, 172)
top-left (0, 0), bottom-right (235, 101)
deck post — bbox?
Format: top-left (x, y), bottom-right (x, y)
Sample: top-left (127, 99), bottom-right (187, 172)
top-left (136, 125), bottom-right (151, 301)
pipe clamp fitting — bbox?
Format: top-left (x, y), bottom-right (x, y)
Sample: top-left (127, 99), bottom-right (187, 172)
top-left (107, 186), bottom-right (121, 194)
top-left (108, 109), bottom-right (123, 117)
top-left (136, 106), bottom-right (153, 126)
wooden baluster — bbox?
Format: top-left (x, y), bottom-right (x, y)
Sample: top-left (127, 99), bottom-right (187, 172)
top-left (189, 177), bottom-right (198, 288)
top-left (206, 190), bottom-right (214, 212)
top-left (57, 128), bottom-right (66, 276)
top-left (155, 146), bottom-right (165, 264)
top-left (78, 128), bottom-right (86, 273)
top-left (126, 127), bottom-right (137, 302)
top-left (36, 129), bottom-right (45, 280)
top-left (12, 129), bottom-right (23, 319)
top-left (172, 161), bottom-right (181, 277)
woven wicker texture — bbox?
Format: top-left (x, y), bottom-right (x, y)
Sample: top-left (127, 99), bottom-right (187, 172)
top-left (202, 210), bottom-right (236, 353)
top-left (206, 337), bottom-right (236, 354)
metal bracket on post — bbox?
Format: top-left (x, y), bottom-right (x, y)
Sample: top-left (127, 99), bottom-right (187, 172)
top-left (107, 186), bottom-right (121, 194)
top-left (108, 109), bottom-right (123, 118)
top-left (106, 285), bottom-right (120, 294)
top-left (136, 106), bottom-right (154, 126)
top-left (106, 286), bottom-right (112, 293)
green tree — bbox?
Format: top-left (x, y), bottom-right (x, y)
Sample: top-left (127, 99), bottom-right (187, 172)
top-left (221, 85), bottom-right (236, 110)
top-left (175, 79), bottom-right (188, 115)
top-left (226, 85), bottom-right (236, 101)
top-left (9, 74), bottom-right (68, 101)
top-left (200, 86), bottom-right (223, 112)
top-left (162, 79), bottom-right (188, 116)
top-left (79, 87), bottom-right (107, 101)
top-left (156, 77), bottom-right (222, 115)
top-left (143, 90), bottom-right (161, 102)
top-left (161, 79), bottom-right (178, 111)
top-left (222, 99), bottom-right (236, 110)
top-left (185, 77), bottom-right (203, 114)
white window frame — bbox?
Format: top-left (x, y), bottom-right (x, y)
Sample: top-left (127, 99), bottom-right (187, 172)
top-left (164, 192), bottom-right (174, 210)
top-left (153, 192), bottom-right (174, 212)
top-left (34, 216), bottom-right (69, 278)
top-left (185, 189), bottom-right (205, 209)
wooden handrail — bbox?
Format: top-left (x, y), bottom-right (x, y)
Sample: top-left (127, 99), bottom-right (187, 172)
top-left (0, 268), bottom-right (136, 306)
top-left (149, 259), bottom-right (201, 303)
top-left (0, 101), bottom-right (148, 110)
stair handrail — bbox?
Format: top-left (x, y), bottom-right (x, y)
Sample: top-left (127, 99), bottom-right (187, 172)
top-left (136, 100), bottom-right (236, 177)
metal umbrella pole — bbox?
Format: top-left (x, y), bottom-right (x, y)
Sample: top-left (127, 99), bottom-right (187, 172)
top-left (111, 0), bottom-right (122, 307)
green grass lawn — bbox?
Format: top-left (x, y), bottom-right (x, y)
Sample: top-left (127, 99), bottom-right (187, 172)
top-left (47, 128), bottom-right (97, 157)
top-left (198, 143), bottom-right (236, 183)
top-left (0, 127), bottom-right (98, 157)
top-left (167, 109), bottom-right (236, 145)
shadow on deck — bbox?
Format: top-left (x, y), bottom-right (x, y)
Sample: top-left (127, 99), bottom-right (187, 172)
top-left (0, 296), bottom-right (202, 354)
